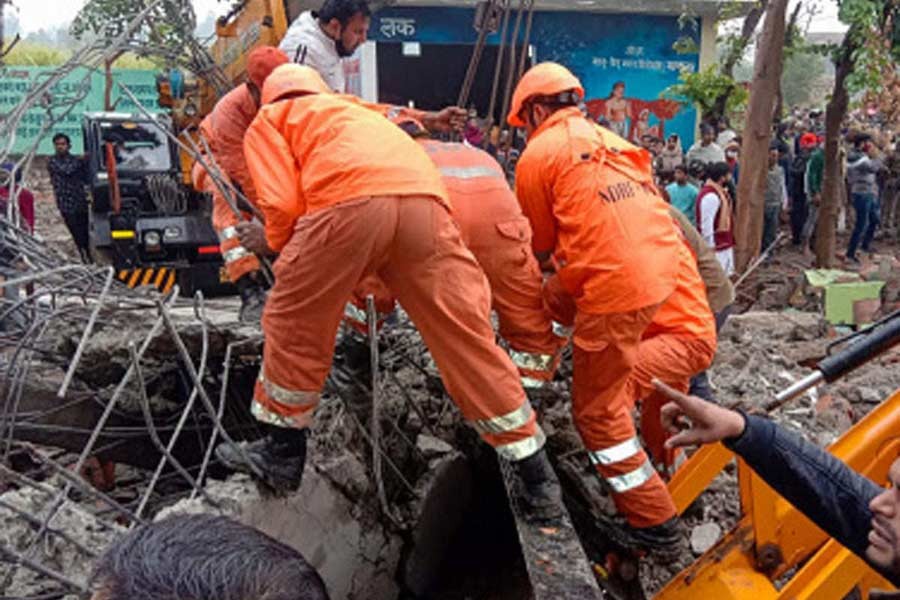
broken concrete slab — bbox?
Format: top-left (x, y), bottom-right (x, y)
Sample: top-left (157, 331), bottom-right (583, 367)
top-left (415, 433), bottom-right (454, 459)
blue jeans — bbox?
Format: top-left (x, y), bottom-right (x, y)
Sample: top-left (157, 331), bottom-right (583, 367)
top-left (762, 205), bottom-right (780, 252)
top-left (847, 192), bottom-right (880, 258)
top-left (688, 306), bottom-right (732, 402)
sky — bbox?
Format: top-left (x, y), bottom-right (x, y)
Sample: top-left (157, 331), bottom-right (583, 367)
top-left (11, 0), bottom-right (846, 36)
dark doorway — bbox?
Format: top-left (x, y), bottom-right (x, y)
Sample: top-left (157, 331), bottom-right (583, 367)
top-left (376, 42), bottom-right (532, 123)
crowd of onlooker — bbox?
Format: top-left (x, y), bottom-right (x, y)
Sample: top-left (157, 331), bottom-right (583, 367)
top-left (640, 109), bottom-right (899, 268)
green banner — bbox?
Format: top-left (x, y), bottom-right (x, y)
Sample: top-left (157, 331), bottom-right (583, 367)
top-left (0, 66), bottom-right (160, 155)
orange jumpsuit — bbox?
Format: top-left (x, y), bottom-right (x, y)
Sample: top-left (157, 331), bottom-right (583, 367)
top-left (516, 107), bottom-right (684, 528)
top-left (244, 94), bottom-right (545, 462)
top-left (343, 140), bottom-right (565, 388)
top-left (192, 85), bottom-right (431, 284)
top-left (192, 85), bottom-right (262, 283)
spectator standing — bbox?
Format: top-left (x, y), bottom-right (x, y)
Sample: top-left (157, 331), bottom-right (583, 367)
top-left (658, 134), bottom-right (684, 173)
top-left (788, 133), bottom-right (819, 247)
top-left (47, 133), bottom-right (92, 263)
top-left (801, 135), bottom-right (825, 260)
top-left (724, 139), bottom-right (741, 201)
top-left (463, 112), bottom-right (485, 147)
top-left (715, 118), bottom-right (737, 148)
top-left (762, 146), bottom-right (787, 253)
top-left (665, 165), bottom-right (699, 226)
top-left (696, 161), bottom-right (736, 275)
top-left (846, 134), bottom-right (884, 263)
top-left (686, 124), bottom-right (726, 168)
top-left (0, 163), bottom-right (35, 233)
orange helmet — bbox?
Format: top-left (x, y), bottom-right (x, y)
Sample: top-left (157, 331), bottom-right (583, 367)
top-left (245, 46), bottom-right (289, 90)
top-left (507, 62), bottom-right (585, 128)
top-left (261, 64), bottom-right (331, 105)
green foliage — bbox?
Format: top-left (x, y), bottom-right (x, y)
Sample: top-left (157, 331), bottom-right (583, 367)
top-left (662, 65), bottom-right (749, 118)
top-left (70, 0), bottom-right (197, 66)
top-left (838, 0), bottom-right (898, 94)
top-left (673, 14), bottom-right (701, 55)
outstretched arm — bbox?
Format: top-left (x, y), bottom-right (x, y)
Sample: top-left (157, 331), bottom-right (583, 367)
top-left (655, 380), bottom-right (882, 565)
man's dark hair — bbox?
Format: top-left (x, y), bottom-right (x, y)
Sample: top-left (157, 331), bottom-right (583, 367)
top-left (854, 133), bottom-right (873, 149)
top-left (318, 0), bottom-right (371, 26)
top-left (673, 164), bottom-right (687, 175)
top-left (699, 123), bottom-right (715, 136)
top-left (688, 159), bottom-right (707, 179)
top-left (706, 161), bottom-right (731, 182)
top-left (90, 514), bottom-right (330, 600)
top-left (52, 133), bottom-right (71, 145)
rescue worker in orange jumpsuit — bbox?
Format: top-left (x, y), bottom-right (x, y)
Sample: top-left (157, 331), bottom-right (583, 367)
top-left (193, 47), bottom-right (467, 324)
top-left (509, 62), bottom-right (715, 551)
top-left (192, 46), bottom-right (289, 323)
top-left (215, 65), bottom-right (562, 520)
top-left (338, 117), bottom-right (566, 399)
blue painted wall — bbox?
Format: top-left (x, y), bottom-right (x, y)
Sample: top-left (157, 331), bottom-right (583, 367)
top-left (371, 7), bottom-right (700, 145)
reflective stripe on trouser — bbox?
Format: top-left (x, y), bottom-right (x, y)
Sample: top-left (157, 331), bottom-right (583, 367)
top-left (625, 334), bottom-right (717, 472)
top-left (571, 305), bottom-right (677, 529)
top-left (256, 196), bottom-right (542, 459)
top-left (509, 347), bottom-right (558, 389)
top-left (251, 366), bottom-right (320, 430)
top-left (207, 173), bottom-right (260, 282)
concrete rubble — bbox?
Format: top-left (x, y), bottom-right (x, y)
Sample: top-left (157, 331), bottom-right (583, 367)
top-left (0, 483), bottom-right (123, 597)
top-left (2, 168), bottom-right (899, 598)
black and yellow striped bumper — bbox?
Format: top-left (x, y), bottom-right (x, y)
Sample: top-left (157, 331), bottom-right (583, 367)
top-left (116, 267), bottom-right (177, 293)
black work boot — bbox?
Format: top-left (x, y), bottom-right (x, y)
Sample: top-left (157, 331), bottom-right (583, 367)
top-left (512, 448), bottom-right (564, 523)
top-left (215, 426), bottom-right (308, 496)
top-left (628, 517), bottom-right (684, 563)
top-left (236, 274), bottom-right (266, 324)
top-left (331, 334), bottom-right (372, 422)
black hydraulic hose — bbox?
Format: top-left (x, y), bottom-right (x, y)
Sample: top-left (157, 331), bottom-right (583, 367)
top-left (769, 310), bottom-right (900, 409)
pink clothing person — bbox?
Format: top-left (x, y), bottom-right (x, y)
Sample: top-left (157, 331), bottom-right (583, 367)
top-left (1, 163), bottom-right (35, 233)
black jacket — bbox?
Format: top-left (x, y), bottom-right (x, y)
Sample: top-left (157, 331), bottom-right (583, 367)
top-left (725, 414), bottom-right (898, 586)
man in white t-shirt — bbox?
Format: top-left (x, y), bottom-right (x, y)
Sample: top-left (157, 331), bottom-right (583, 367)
top-left (279, 0), bottom-right (371, 94)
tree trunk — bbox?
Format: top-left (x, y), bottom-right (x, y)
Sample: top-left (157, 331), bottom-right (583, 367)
top-left (710, 0), bottom-right (769, 120)
top-left (734, 0), bottom-right (789, 272)
top-left (815, 34), bottom-right (854, 267)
